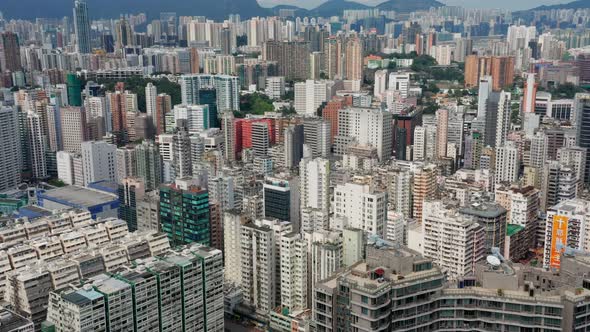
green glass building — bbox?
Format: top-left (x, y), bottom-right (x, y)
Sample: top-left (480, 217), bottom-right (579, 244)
top-left (159, 184), bottom-right (210, 247)
top-left (66, 73), bottom-right (83, 107)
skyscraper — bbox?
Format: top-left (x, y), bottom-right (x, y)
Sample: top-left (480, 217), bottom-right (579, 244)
top-left (118, 177), bottom-right (145, 231)
top-left (73, 0), bottom-right (91, 54)
top-left (435, 109), bottom-right (449, 158)
top-left (0, 32), bottom-right (22, 72)
top-left (334, 182), bottom-right (388, 237)
top-left (155, 93), bottom-right (171, 135)
top-left (344, 37), bottom-right (362, 80)
top-left (477, 76), bottom-right (493, 119)
top-left (0, 107), bottom-right (22, 191)
top-left (263, 40), bottom-right (311, 81)
top-left (300, 158), bottom-right (330, 213)
top-left (284, 124), bottom-right (304, 169)
top-left (135, 140), bottom-right (162, 191)
top-left (575, 93), bottom-right (590, 185)
top-left (252, 122), bottom-right (270, 157)
top-left (145, 83), bottom-right (157, 127)
top-left (159, 180), bottom-right (211, 246)
top-left (81, 141), bottom-right (117, 185)
top-left (60, 106), bottom-right (88, 153)
top-left (26, 111), bottom-right (47, 180)
top-left (66, 73), bottom-right (83, 107)
top-left (523, 73), bottom-right (538, 114)
top-left (495, 91), bottom-right (513, 148)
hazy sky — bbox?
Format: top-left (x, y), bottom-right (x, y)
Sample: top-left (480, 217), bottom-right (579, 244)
top-left (257, 0), bottom-right (571, 10)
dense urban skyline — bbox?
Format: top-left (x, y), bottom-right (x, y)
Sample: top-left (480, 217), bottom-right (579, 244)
top-left (1, 0), bottom-right (590, 331)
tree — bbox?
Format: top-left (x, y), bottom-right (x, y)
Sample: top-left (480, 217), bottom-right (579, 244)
top-left (97, 77), bottom-right (181, 112)
top-left (238, 92), bottom-right (275, 117)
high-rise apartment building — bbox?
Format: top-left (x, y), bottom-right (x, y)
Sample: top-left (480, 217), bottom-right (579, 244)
top-left (263, 177), bottom-right (300, 227)
top-left (495, 91), bottom-right (513, 148)
top-left (0, 106), bottom-right (22, 190)
top-left (344, 37), bottom-right (362, 80)
top-left (118, 177), bottom-right (145, 232)
top-left (60, 107), bottom-right (88, 153)
top-left (0, 32), bottom-right (22, 72)
top-left (252, 121), bottom-right (270, 157)
top-left (263, 41), bottom-right (310, 81)
top-left (422, 200), bottom-right (485, 279)
top-left (284, 124), bottom-right (304, 169)
top-left (303, 118), bottom-right (331, 158)
top-left (543, 199), bottom-right (590, 269)
top-left (412, 164), bottom-right (437, 220)
top-left (334, 182), bottom-right (387, 237)
top-left (135, 140), bottom-right (162, 191)
top-left (81, 141), bottom-right (117, 185)
top-left (294, 80), bottom-right (331, 116)
top-left (241, 218), bottom-right (292, 315)
top-left (495, 142), bottom-right (520, 184)
top-left (464, 55), bottom-right (515, 90)
top-left (26, 111), bottom-right (47, 180)
top-left (145, 82), bottom-right (157, 127)
top-left (335, 108), bottom-right (393, 161)
top-left (159, 180), bottom-right (210, 246)
top-left (279, 232), bottom-right (308, 310)
top-left (115, 146), bottom-right (136, 182)
top-left (435, 109), bottom-right (449, 158)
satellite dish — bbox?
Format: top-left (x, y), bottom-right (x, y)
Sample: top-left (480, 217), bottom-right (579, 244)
top-left (487, 255), bottom-right (501, 267)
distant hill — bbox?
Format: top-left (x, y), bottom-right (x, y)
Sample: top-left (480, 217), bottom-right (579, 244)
top-left (310, 0), bottom-right (371, 17)
top-left (269, 5), bottom-right (310, 17)
top-left (377, 0), bottom-right (444, 13)
top-left (528, 0), bottom-right (590, 10)
top-left (1, 0), bottom-right (270, 20)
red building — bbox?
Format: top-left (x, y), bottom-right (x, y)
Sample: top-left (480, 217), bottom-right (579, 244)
top-left (234, 118), bottom-right (276, 156)
top-left (322, 95), bottom-right (352, 143)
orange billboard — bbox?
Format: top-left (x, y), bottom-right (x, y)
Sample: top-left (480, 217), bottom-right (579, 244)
top-left (549, 215), bottom-right (569, 268)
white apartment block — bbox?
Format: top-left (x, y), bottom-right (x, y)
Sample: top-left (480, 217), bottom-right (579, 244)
top-left (336, 108), bottom-right (393, 161)
top-left (266, 76), bottom-right (285, 100)
top-left (495, 91), bottom-right (512, 148)
top-left (495, 142), bottom-right (520, 184)
top-left (280, 232), bottom-right (308, 310)
top-left (241, 221), bottom-right (276, 315)
top-left (299, 158), bottom-right (330, 212)
top-left (57, 151), bottom-right (76, 185)
top-left (81, 141), bottom-right (117, 186)
top-left (373, 69), bottom-right (388, 100)
top-left (224, 212), bottom-right (245, 286)
top-left (422, 200), bottom-right (485, 280)
top-left (173, 104), bottom-right (210, 135)
top-left (334, 182), bottom-right (387, 237)
top-left (294, 80), bottom-right (329, 115)
top-left (387, 73), bottom-right (410, 98)
top-left (145, 82), bottom-right (157, 126)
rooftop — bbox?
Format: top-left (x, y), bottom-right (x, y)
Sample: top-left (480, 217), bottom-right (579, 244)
top-left (460, 202), bottom-right (507, 218)
top-left (62, 287), bottom-right (104, 306)
top-left (39, 186), bottom-right (117, 208)
top-left (0, 309), bottom-right (33, 332)
top-left (506, 224), bottom-right (524, 236)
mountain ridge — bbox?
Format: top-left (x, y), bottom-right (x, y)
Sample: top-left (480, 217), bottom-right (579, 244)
top-left (528, 0), bottom-right (590, 10)
top-left (0, 0), bottom-right (270, 20)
